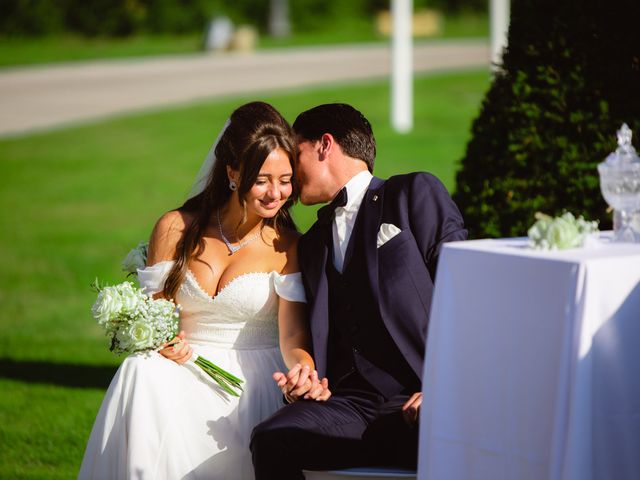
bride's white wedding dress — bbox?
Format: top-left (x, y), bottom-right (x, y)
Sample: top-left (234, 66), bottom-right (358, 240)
top-left (79, 261), bottom-right (304, 479)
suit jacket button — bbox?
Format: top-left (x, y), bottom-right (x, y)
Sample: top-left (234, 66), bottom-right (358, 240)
top-left (353, 347), bottom-right (361, 354)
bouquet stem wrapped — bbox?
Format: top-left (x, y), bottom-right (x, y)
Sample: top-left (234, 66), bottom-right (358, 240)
top-left (193, 355), bottom-right (243, 397)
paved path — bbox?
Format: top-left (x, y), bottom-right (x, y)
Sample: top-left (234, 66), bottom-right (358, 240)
top-left (0, 40), bottom-right (488, 137)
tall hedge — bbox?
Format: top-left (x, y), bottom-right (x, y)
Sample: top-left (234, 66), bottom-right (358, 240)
top-left (454, 0), bottom-right (640, 238)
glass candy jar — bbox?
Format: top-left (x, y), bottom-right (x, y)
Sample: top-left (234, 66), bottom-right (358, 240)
top-left (598, 124), bottom-right (640, 242)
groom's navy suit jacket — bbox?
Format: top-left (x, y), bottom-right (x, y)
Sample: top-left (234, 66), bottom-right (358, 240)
top-left (298, 172), bottom-right (467, 385)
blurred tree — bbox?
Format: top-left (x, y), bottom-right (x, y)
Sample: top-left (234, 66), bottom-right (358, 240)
top-left (145, 0), bottom-right (214, 34)
top-left (288, 0), bottom-right (369, 33)
top-left (65, 0), bottom-right (147, 36)
top-left (0, 0), bottom-right (487, 38)
top-left (0, 0), bottom-right (64, 36)
top-left (454, 0), bottom-right (640, 238)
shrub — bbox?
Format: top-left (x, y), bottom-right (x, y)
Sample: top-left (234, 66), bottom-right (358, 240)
top-left (454, 0), bottom-right (640, 238)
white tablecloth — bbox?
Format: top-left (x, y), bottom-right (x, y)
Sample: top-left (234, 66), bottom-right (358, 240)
top-left (418, 235), bottom-right (640, 480)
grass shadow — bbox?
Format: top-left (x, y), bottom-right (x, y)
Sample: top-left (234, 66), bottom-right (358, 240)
top-left (0, 358), bottom-right (117, 389)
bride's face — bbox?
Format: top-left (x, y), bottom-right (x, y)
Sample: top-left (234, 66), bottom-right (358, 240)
top-left (244, 148), bottom-right (294, 219)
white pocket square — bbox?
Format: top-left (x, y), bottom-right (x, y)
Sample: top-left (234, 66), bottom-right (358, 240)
top-left (377, 223), bottom-right (402, 248)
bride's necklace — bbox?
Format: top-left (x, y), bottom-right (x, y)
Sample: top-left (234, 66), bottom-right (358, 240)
top-left (216, 209), bottom-right (262, 255)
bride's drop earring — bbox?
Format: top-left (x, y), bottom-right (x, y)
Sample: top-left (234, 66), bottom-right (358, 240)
top-left (229, 180), bottom-right (238, 191)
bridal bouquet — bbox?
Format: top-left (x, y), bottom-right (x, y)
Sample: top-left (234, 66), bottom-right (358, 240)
top-left (91, 279), bottom-right (179, 354)
top-left (91, 243), bottom-right (244, 397)
top-left (528, 212), bottom-right (599, 250)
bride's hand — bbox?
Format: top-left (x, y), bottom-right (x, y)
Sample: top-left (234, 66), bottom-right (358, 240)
top-left (159, 330), bottom-right (193, 364)
top-left (273, 364), bottom-right (312, 402)
top-left (303, 370), bottom-right (332, 402)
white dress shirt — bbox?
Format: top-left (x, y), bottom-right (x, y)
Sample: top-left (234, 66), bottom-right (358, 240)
top-left (332, 170), bottom-right (373, 272)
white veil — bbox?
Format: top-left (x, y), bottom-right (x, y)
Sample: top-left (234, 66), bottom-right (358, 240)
top-left (186, 119), bottom-right (231, 200)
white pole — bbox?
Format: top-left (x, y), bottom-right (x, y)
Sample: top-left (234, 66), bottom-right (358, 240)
top-left (490, 0), bottom-right (510, 70)
top-left (269, 0), bottom-right (290, 38)
top-left (391, 0), bottom-right (413, 133)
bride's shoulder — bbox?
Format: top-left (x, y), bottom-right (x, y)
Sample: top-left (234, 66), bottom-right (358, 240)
top-left (151, 210), bottom-right (190, 242)
top-left (154, 210), bottom-right (194, 231)
top-left (148, 210), bottom-right (192, 263)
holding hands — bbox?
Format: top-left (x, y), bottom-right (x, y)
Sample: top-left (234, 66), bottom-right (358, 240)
top-left (273, 364), bottom-right (332, 403)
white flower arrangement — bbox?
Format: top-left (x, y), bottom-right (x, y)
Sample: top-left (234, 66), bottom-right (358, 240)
top-left (90, 242), bottom-right (244, 397)
top-left (528, 212), bottom-right (599, 250)
top-left (91, 279), bottom-right (179, 354)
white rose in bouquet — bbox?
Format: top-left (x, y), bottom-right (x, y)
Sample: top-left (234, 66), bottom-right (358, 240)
top-left (116, 282), bottom-right (146, 315)
top-left (122, 241), bottom-right (148, 275)
top-left (127, 319), bottom-right (156, 351)
top-left (92, 285), bottom-right (123, 327)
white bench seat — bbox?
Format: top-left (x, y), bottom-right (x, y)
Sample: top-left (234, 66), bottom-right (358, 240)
top-left (304, 467), bottom-right (417, 479)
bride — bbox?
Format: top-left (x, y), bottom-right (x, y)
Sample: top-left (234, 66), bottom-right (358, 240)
top-left (79, 101), bottom-right (329, 479)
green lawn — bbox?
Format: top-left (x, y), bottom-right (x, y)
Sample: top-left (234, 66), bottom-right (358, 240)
top-left (0, 12), bottom-right (488, 68)
top-left (0, 69), bottom-right (489, 478)
top-left (0, 34), bottom-right (203, 68)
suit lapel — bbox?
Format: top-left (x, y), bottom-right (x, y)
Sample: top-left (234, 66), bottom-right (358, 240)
top-left (299, 221), bottom-right (332, 377)
top-left (341, 209), bottom-right (360, 271)
top-left (301, 176), bottom-right (385, 378)
top-left (301, 223), bottom-right (330, 301)
top-left (362, 177), bottom-right (385, 310)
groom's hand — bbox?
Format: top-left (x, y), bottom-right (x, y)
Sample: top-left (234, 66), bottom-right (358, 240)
top-left (401, 392), bottom-right (423, 426)
top-left (159, 330), bottom-right (193, 364)
top-left (303, 370), bottom-right (332, 402)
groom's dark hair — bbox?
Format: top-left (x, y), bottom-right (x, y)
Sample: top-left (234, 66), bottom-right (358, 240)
top-left (293, 103), bottom-right (376, 172)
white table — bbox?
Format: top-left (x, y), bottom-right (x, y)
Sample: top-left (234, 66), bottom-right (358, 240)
top-left (418, 235), bottom-right (640, 480)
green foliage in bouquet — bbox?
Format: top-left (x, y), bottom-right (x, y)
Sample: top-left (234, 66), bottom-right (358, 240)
top-left (454, 0), bottom-right (640, 239)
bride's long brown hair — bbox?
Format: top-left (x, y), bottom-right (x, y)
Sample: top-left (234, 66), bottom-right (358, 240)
top-left (162, 101), bottom-right (298, 299)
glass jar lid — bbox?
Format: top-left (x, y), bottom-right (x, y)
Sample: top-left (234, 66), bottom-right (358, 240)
top-left (600, 123), bottom-right (640, 170)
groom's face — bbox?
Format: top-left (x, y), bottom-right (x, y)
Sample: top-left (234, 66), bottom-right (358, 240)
top-left (296, 139), bottom-right (332, 205)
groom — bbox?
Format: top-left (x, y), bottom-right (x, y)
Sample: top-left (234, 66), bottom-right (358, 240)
top-left (251, 103), bottom-right (467, 478)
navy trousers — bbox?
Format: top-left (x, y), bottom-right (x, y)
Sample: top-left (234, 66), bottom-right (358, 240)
top-left (250, 389), bottom-right (419, 480)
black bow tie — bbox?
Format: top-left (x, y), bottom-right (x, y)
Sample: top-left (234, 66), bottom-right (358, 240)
top-left (317, 187), bottom-right (348, 224)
